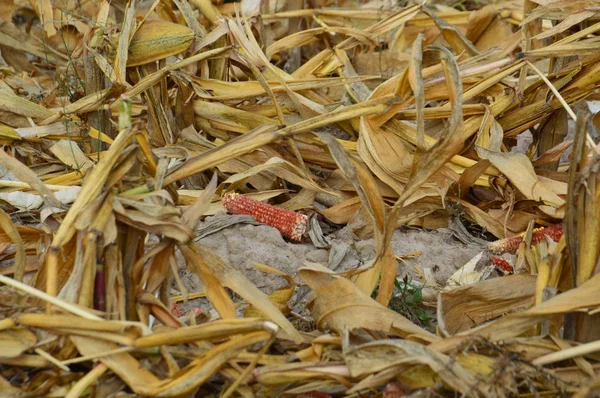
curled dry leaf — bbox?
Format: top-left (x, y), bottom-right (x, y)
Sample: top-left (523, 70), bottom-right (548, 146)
top-left (300, 266), bottom-right (437, 342)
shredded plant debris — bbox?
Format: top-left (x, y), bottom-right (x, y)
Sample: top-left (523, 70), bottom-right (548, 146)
top-left (0, 0), bottom-right (599, 396)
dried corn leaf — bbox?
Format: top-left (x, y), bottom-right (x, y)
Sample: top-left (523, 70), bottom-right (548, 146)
top-left (300, 268), bottom-right (437, 342)
top-left (441, 273), bottom-right (536, 334)
top-left (0, 328), bottom-right (36, 358)
top-left (0, 1), bottom-right (599, 396)
top-left (244, 263), bottom-right (295, 318)
top-left (477, 148), bottom-right (565, 207)
top-left (431, 272), bottom-right (600, 353)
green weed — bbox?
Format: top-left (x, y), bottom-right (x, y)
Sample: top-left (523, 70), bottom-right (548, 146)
top-left (388, 275), bottom-right (435, 330)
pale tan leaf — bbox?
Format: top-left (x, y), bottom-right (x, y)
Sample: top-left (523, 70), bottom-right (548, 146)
top-left (300, 269), bottom-right (437, 342)
top-left (477, 148), bottom-right (565, 207)
top-left (440, 274), bottom-right (536, 334)
top-left (0, 328), bottom-right (36, 358)
top-left (0, 150), bottom-right (61, 207)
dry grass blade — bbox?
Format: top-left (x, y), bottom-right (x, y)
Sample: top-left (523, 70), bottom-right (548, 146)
top-left (51, 97), bottom-right (135, 249)
top-left (395, 43), bottom-right (465, 207)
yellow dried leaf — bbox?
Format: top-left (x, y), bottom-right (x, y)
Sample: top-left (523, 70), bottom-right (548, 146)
top-left (244, 263), bottom-right (295, 318)
top-left (0, 125), bottom-right (20, 140)
top-left (441, 274), bottom-right (536, 334)
top-left (300, 268), bottom-right (437, 342)
top-left (477, 148), bottom-right (565, 207)
top-left (0, 328), bottom-right (36, 358)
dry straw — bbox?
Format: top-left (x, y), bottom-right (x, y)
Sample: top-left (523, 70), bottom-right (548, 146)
top-left (0, 0), bottom-right (598, 396)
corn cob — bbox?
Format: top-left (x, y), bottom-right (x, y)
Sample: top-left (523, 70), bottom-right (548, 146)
top-left (491, 256), bottom-right (514, 274)
top-left (222, 193), bottom-right (308, 241)
top-left (487, 224), bottom-right (563, 254)
top-left (127, 19), bottom-right (194, 67)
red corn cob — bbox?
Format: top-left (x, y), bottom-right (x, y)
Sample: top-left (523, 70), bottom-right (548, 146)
top-left (491, 256), bottom-right (514, 274)
top-left (171, 302), bottom-right (184, 318)
top-left (171, 303), bottom-right (206, 319)
top-left (222, 193), bottom-right (308, 241)
top-left (487, 224), bottom-right (563, 254)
